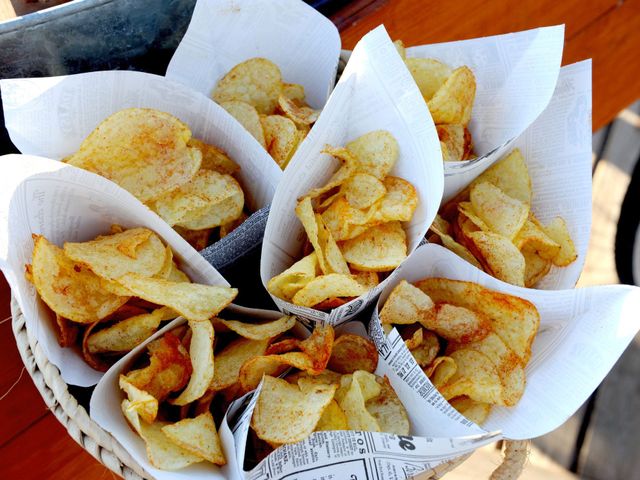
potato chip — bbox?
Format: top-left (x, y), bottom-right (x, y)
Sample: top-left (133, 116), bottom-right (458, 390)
top-left (53, 314), bottom-right (79, 348)
top-left (64, 228), bottom-right (166, 280)
top-left (217, 315), bottom-right (296, 341)
top-left (320, 196), bottom-right (370, 241)
top-left (291, 274), bottom-right (367, 307)
top-left (238, 355), bottom-right (291, 393)
top-left (267, 252), bottom-right (318, 301)
top-left (523, 249), bottom-right (552, 288)
top-left (457, 201), bottom-right (491, 233)
top-left (220, 212), bottom-right (248, 238)
top-left (468, 231), bottom-right (526, 286)
top-left (251, 375), bottom-right (337, 444)
top-left (210, 338), bottom-right (270, 391)
top-left (437, 124), bottom-right (473, 161)
top-left (335, 370), bottom-right (381, 432)
top-left (449, 396), bottom-right (491, 425)
top-left (408, 329), bottom-right (440, 367)
top-left (261, 114), bottom-right (300, 169)
top-left (287, 369), bottom-right (342, 387)
top-left (120, 375), bottom-right (158, 423)
top-left (405, 57), bottom-right (452, 102)
top-left (393, 39), bottom-right (406, 60)
top-left (338, 173), bottom-right (385, 211)
top-left (278, 94), bottom-right (319, 126)
top-left (281, 83), bottom-right (306, 103)
top-left (438, 349), bottom-right (502, 404)
top-left (374, 177), bottom-right (419, 223)
top-left (379, 279), bottom-right (434, 325)
top-left (188, 138), bottom-right (240, 175)
top-left (87, 307), bottom-right (173, 353)
top-left (540, 216), bottom-right (578, 267)
top-left (415, 278), bottom-right (539, 364)
top-left (470, 182), bottom-right (529, 239)
top-left (155, 246), bottom-right (175, 280)
top-left (67, 108), bottom-right (201, 202)
top-left (513, 219), bottom-right (561, 261)
top-left (471, 149), bottom-right (531, 204)
top-left (81, 321), bottom-right (111, 371)
top-left (314, 399), bottom-right (348, 431)
top-left (152, 170), bottom-right (244, 228)
top-left (346, 130), bottom-right (399, 179)
top-left (365, 376), bottom-right (410, 435)
top-left (139, 419), bottom-right (203, 470)
top-left (341, 221), bottom-right (407, 272)
top-left (162, 412), bottom-right (226, 465)
top-left (425, 356), bottom-right (457, 388)
top-left (173, 226), bottom-right (211, 252)
top-left (328, 334), bottom-right (378, 374)
top-left (404, 326), bottom-right (424, 350)
top-left (220, 100), bottom-right (267, 148)
top-left (429, 216), bottom-right (482, 269)
top-left (31, 235), bottom-right (128, 323)
top-left (116, 274), bottom-right (237, 322)
top-left (427, 66), bottom-right (476, 125)
top-left (422, 303), bottom-right (492, 343)
top-left (212, 58), bottom-right (282, 114)
top-left (171, 319), bottom-right (214, 405)
top-left (353, 271), bottom-right (379, 290)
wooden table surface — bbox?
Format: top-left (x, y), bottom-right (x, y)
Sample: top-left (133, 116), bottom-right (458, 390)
top-left (0, 1), bottom-right (639, 479)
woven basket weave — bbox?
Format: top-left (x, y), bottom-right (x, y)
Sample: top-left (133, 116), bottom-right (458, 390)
top-left (10, 296), bottom-right (528, 479)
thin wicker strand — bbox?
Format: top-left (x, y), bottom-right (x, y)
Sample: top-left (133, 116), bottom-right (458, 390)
top-left (0, 366), bottom-right (26, 401)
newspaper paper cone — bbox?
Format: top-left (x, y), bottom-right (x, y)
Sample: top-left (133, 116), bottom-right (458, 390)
top-left (260, 25), bottom-right (443, 325)
top-left (0, 155), bottom-right (229, 386)
top-left (166, 0), bottom-right (341, 110)
top-left (371, 244), bottom-right (640, 440)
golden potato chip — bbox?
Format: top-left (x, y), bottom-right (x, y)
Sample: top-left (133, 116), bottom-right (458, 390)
top-left (393, 39), bottom-right (406, 60)
top-left (373, 176), bottom-right (419, 223)
top-left (116, 274), bottom-right (237, 322)
top-left (468, 231), bottom-right (526, 286)
top-left (428, 66), bottom-right (476, 125)
top-left (353, 271), bottom-right (379, 290)
top-left (291, 274), bottom-right (367, 307)
top-left (155, 246), bottom-right (174, 280)
top-left (267, 252), bottom-right (318, 301)
top-left (171, 319), bottom-right (214, 406)
top-left (320, 196), bottom-right (370, 241)
top-left (540, 216), bottom-right (578, 267)
top-left (404, 326), bottom-right (423, 350)
top-left (220, 212), bottom-right (248, 238)
top-left (168, 261), bottom-right (191, 283)
top-left (457, 201), bottom-right (491, 232)
top-left (449, 396), bottom-right (491, 425)
top-left (51, 313), bottom-right (79, 348)
top-left (438, 349), bottom-right (502, 404)
top-left (217, 315), bottom-right (296, 341)
top-left (406, 57), bottom-right (452, 102)
top-left (314, 399), bottom-right (348, 431)
top-left (67, 108), bottom-right (201, 202)
top-left (188, 138), bottom-right (240, 175)
top-left (429, 216), bottom-right (482, 269)
top-left (379, 279), bottom-right (434, 325)
top-left (437, 124), bottom-right (473, 161)
top-left (139, 419), bottom-right (203, 469)
top-left (238, 355), bottom-right (291, 393)
top-left (422, 303), bottom-right (492, 343)
top-left (173, 226), bottom-right (211, 252)
top-left (152, 170), bottom-right (244, 228)
top-left (278, 94), bottom-right (319, 126)
top-left (251, 375), bottom-right (337, 444)
top-left (425, 356), bottom-right (457, 388)
top-left (261, 114), bottom-right (299, 169)
top-left (328, 334), bottom-right (378, 374)
top-left (472, 149), bottom-right (531, 204)
top-left (162, 412), bottom-right (226, 465)
top-left (64, 228), bottom-right (166, 282)
top-left (415, 278), bottom-right (539, 364)
top-left (523, 249), bottom-right (551, 288)
top-left (287, 369), bottom-right (342, 387)
top-left (31, 235), bottom-right (128, 323)
top-left (341, 221), bottom-right (407, 272)
top-left (120, 375), bottom-right (158, 423)
top-left (346, 130), bottom-right (399, 179)
top-left (365, 376), bottom-right (410, 435)
top-left (87, 307), bottom-right (173, 353)
top-left (335, 370), bottom-right (381, 432)
top-left (281, 83), bottom-right (306, 103)
top-left (340, 173), bottom-right (387, 210)
top-left (212, 58), bottom-right (282, 114)
top-left (514, 219), bottom-right (561, 261)
top-left (210, 338), bottom-right (270, 391)
top-left (408, 329), bottom-right (440, 368)
top-left (470, 182), bottom-right (529, 239)
top-left (220, 100), bottom-right (267, 148)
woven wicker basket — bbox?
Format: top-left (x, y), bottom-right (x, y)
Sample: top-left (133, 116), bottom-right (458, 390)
top-left (10, 296), bottom-right (528, 480)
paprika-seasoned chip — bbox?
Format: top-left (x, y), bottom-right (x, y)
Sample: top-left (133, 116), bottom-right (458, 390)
top-left (427, 66), bottom-right (476, 126)
top-left (429, 217), bottom-right (482, 269)
top-left (449, 396), bottom-right (491, 425)
top-left (278, 94), bottom-right (320, 126)
top-left (470, 149), bottom-right (531, 204)
top-left (405, 57), bottom-right (452, 102)
top-left (251, 375), bottom-right (337, 444)
top-left (365, 376), bottom-right (410, 435)
top-left (64, 228), bottom-right (166, 280)
top-left (173, 226), bottom-right (212, 252)
top-left (220, 100), bottom-right (267, 148)
top-left (470, 182), bottom-right (529, 239)
top-left (162, 412), bottom-right (226, 465)
top-left (353, 271), bottom-right (379, 290)
top-left (238, 355), bottom-right (291, 393)
top-left (468, 231), bottom-right (526, 287)
top-left (31, 235), bottom-right (128, 323)
top-left (261, 114), bottom-right (300, 169)
top-left (291, 274), bottom-right (367, 307)
top-left (423, 303), bottom-right (492, 343)
top-left (328, 334), bottom-right (379, 374)
top-left (379, 279), bottom-right (434, 325)
top-left (438, 349), bottom-right (503, 404)
top-left (425, 356), bottom-right (457, 389)
top-left (67, 108), bottom-right (201, 202)
top-left (120, 375), bottom-right (158, 423)
top-left (457, 201), bottom-right (491, 233)
top-left (138, 420), bottom-right (203, 470)
top-left (220, 212), bottom-right (248, 238)
top-left (523, 249), bottom-right (552, 288)
top-left (281, 83), bottom-right (306, 103)
top-left (341, 221), bottom-right (407, 272)
top-left (341, 173), bottom-right (387, 209)
top-left (541, 216), bottom-right (578, 267)
top-left (513, 219), bottom-right (561, 260)
top-left (212, 58), bottom-right (282, 114)
top-left (155, 246), bottom-right (174, 279)
top-left (437, 124), bottom-right (474, 161)
top-left (374, 177), bottom-right (419, 223)
top-left (404, 327), bottom-right (424, 350)
top-left (266, 252), bottom-right (318, 301)
top-left (53, 314), bottom-right (79, 348)
top-left (314, 399), bottom-right (348, 431)
top-left (335, 370), bottom-right (381, 432)
top-left (217, 315), bottom-right (296, 341)
top-left (210, 338), bottom-right (270, 391)
top-left (188, 138), bottom-right (240, 175)
top-left (320, 196), bottom-right (370, 241)
top-left (116, 274), bottom-right (237, 322)
top-left (346, 130), bottom-right (399, 179)
top-left (408, 330), bottom-right (440, 368)
top-left (171, 319), bottom-right (214, 406)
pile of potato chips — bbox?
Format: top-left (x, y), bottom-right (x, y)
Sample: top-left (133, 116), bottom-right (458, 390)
top-left (64, 108), bottom-right (247, 250)
top-left (380, 277), bottom-right (540, 425)
top-left (26, 226), bottom-right (237, 370)
top-left (429, 149), bottom-right (577, 287)
top-left (212, 58), bottom-right (319, 169)
top-left (395, 40), bottom-right (476, 162)
top-left (267, 130), bottom-right (418, 310)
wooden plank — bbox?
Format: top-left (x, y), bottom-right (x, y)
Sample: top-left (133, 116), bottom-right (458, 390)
top-left (0, 413), bottom-right (114, 479)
